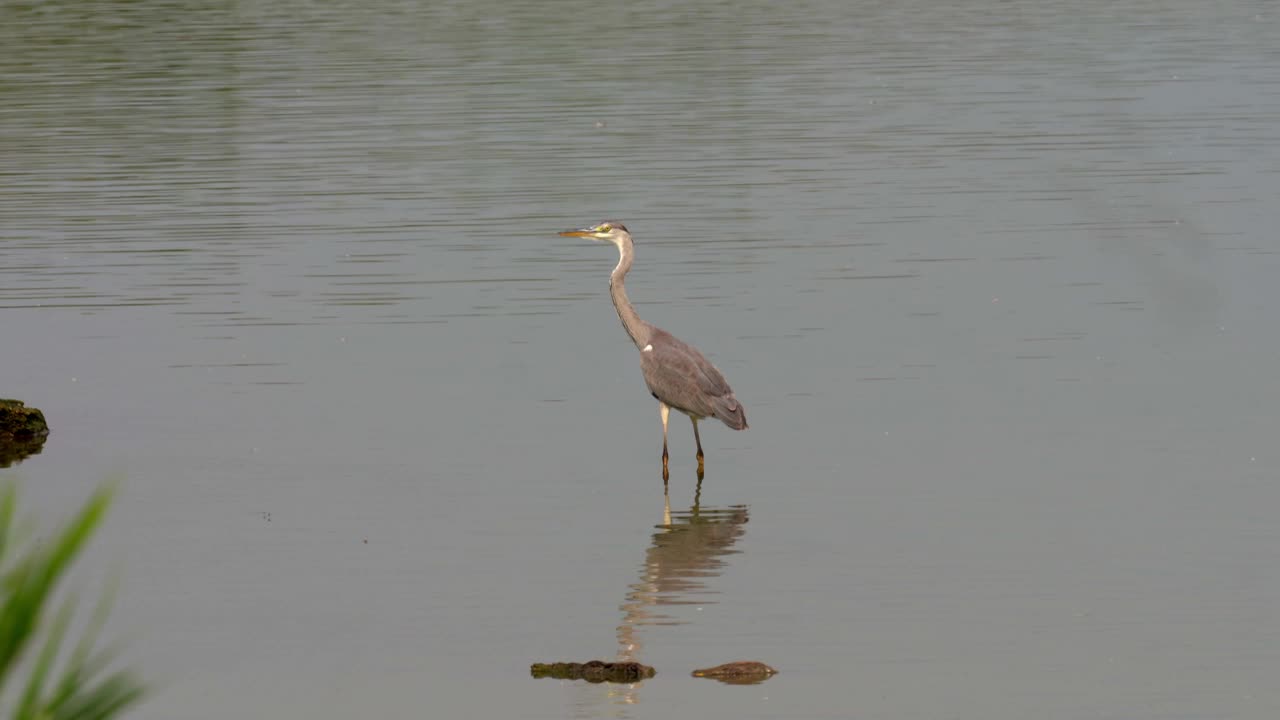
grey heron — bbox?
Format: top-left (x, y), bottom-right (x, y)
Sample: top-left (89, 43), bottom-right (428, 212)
top-left (559, 221), bottom-right (748, 485)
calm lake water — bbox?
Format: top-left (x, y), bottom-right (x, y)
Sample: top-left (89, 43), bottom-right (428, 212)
top-left (3, 1), bottom-right (1279, 718)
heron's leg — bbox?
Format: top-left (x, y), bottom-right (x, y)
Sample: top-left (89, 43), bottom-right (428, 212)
top-left (659, 402), bottom-right (671, 485)
top-left (692, 417), bottom-right (705, 480)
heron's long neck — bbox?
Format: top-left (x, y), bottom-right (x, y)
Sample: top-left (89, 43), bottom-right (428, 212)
top-left (610, 237), bottom-right (653, 350)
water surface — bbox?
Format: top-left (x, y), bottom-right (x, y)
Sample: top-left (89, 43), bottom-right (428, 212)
top-left (2, 1), bottom-right (1279, 718)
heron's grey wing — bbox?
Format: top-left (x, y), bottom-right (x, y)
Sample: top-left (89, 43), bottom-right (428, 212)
top-left (691, 357), bottom-right (733, 397)
top-left (691, 353), bottom-right (748, 430)
top-left (640, 333), bottom-right (732, 415)
top-left (641, 332), bottom-right (748, 430)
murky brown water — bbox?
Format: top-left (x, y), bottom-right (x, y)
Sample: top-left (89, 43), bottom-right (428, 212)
top-left (3, 1), bottom-right (1279, 718)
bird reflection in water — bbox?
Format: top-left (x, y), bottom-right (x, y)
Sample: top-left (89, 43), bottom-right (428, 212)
top-left (581, 482), bottom-right (749, 711)
top-left (619, 487), bottom-right (749, 642)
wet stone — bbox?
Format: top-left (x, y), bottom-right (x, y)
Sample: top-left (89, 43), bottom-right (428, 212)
top-left (691, 661), bottom-right (778, 685)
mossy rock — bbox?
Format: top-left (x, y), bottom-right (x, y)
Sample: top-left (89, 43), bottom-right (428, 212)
top-left (530, 660), bottom-right (655, 683)
top-left (0, 400), bottom-right (49, 468)
top-left (0, 399), bottom-right (49, 439)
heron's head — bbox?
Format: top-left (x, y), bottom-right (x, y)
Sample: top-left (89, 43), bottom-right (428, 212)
top-left (558, 220), bottom-right (630, 246)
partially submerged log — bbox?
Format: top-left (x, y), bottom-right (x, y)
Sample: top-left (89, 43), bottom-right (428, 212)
top-left (691, 661), bottom-right (778, 684)
top-left (530, 660), bottom-right (655, 683)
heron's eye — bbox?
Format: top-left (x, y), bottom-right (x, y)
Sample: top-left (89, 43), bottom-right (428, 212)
top-left (595, 224), bottom-right (611, 232)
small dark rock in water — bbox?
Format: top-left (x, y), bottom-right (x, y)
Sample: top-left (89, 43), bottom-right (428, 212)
top-left (691, 661), bottom-right (778, 685)
top-left (0, 400), bottom-right (49, 468)
top-left (0, 399), bottom-right (48, 439)
top-left (530, 660), bottom-right (655, 683)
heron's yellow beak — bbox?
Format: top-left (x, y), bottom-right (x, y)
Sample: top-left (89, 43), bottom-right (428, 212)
top-left (559, 224), bottom-right (614, 240)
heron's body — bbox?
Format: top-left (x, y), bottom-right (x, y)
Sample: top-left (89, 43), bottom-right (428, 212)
top-left (559, 220), bottom-right (747, 484)
top-left (640, 329), bottom-right (747, 431)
